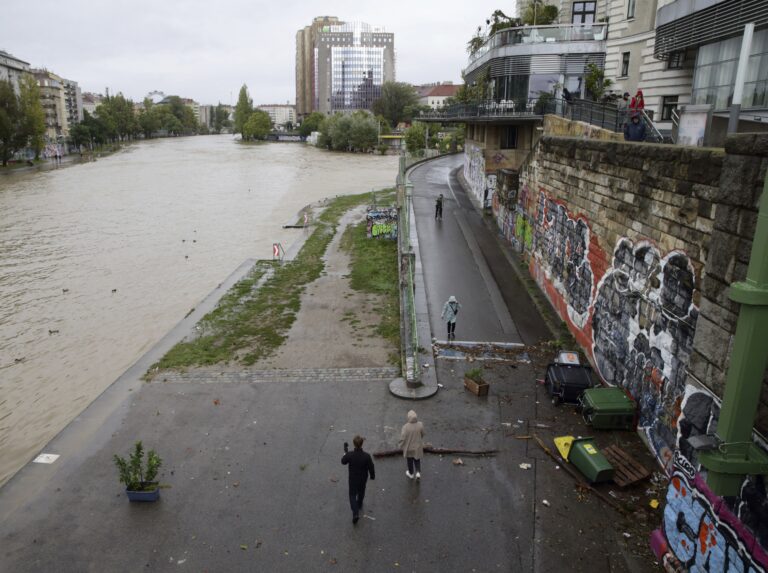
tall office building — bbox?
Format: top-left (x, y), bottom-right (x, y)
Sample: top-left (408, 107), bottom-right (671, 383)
top-left (295, 16), bottom-right (342, 121)
top-left (296, 18), bottom-right (395, 118)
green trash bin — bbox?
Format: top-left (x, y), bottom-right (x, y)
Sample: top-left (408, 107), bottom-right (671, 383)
top-left (579, 387), bottom-right (636, 430)
top-left (568, 437), bottom-right (614, 483)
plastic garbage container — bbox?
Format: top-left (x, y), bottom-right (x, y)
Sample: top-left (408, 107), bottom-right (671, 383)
top-left (568, 437), bottom-right (614, 483)
top-left (579, 387), bottom-right (636, 430)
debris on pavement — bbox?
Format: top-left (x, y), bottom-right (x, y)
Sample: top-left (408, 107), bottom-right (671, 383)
top-left (453, 458), bottom-right (464, 466)
top-left (519, 463), bottom-right (532, 470)
top-left (542, 499), bottom-right (551, 507)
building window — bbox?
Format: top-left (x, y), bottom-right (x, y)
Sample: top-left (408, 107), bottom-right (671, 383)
top-left (627, 0), bottom-right (636, 19)
top-left (620, 52), bottom-right (630, 77)
top-left (667, 51), bottom-right (685, 69)
top-left (500, 126), bottom-right (518, 149)
top-left (660, 96), bottom-right (678, 120)
top-left (572, 2), bottom-right (596, 25)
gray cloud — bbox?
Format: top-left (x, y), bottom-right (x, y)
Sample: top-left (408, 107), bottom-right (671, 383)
top-left (3, 0), bottom-right (518, 104)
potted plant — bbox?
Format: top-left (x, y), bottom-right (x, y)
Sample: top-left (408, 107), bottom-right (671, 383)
top-left (464, 367), bottom-right (489, 396)
top-left (113, 441), bottom-right (163, 502)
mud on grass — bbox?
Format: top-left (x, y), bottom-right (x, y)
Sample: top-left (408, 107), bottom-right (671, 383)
top-left (146, 190), bottom-right (396, 375)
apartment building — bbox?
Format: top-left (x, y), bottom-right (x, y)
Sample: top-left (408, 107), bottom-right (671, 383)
top-left (257, 104), bottom-right (296, 129)
top-left (31, 69), bottom-right (69, 140)
top-left (0, 50), bottom-right (30, 93)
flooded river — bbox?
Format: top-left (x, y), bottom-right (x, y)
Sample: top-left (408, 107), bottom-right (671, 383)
top-left (0, 135), bottom-right (398, 485)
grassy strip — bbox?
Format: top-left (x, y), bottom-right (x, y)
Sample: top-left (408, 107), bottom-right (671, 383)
top-left (148, 191), bottom-right (382, 373)
top-left (340, 191), bottom-right (400, 350)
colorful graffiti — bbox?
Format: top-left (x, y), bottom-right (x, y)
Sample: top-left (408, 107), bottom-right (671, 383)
top-left (651, 450), bottom-right (768, 572)
top-left (366, 207), bottom-right (398, 240)
top-left (533, 191), bottom-right (594, 329)
top-left (592, 239), bottom-right (699, 468)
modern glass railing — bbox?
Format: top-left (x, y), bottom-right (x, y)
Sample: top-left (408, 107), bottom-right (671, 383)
top-left (467, 23), bottom-right (607, 67)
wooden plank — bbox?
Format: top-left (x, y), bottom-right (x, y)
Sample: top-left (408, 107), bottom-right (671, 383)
top-left (602, 445), bottom-right (651, 487)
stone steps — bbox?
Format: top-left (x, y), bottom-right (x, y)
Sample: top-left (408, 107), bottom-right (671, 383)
top-left (155, 367), bottom-right (400, 385)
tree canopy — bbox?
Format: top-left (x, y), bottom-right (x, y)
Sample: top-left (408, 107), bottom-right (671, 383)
top-left (242, 110), bottom-right (272, 141)
top-left (233, 85), bottom-right (253, 137)
top-left (0, 77), bottom-right (48, 165)
top-left (317, 111), bottom-right (378, 152)
top-left (371, 82), bottom-right (420, 128)
top-left (522, 1), bottom-right (559, 25)
top-left (299, 111), bottom-right (325, 137)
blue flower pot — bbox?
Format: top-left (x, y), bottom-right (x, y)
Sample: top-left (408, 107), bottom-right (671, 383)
top-left (126, 483), bottom-right (160, 502)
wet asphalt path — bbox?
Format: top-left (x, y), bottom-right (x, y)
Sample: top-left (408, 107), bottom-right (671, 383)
top-left (410, 155), bottom-right (550, 346)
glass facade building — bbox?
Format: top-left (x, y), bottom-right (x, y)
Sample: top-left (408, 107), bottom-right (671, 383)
top-left (314, 22), bottom-right (395, 113)
top-left (692, 28), bottom-right (768, 110)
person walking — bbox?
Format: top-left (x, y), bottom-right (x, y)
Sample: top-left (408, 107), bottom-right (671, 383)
top-left (629, 89), bottom-right (645, 113)
top-left (341, 435), bottom-right (375, 524)
top-left (435, 193), bottom-right (443, 220)
top-left (441, 295), bottom-right (461, 339)
top-left (624, 113), bottom-right (647, 142)
top-left (617, 92), bottom-right (630, 128)
top-left (399, 410), bottom-right (425, 480)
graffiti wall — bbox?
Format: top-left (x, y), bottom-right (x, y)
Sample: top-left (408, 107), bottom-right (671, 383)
top-left (366, 207), bottom-right (397, 240)
top-left (463, 142), bottom-right (499, 207)
top-left (592, 239), bottom-right (699, 469)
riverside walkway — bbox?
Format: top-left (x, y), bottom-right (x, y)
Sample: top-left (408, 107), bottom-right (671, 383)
top-left (0, 155), bottom-right (658, 572)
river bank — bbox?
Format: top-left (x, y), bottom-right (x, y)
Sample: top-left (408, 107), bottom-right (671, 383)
top-left (0, 136), bottom-right (398, 486)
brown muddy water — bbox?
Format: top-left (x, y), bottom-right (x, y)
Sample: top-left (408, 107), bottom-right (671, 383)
top-left (0, 135), bottom-right (398, 486)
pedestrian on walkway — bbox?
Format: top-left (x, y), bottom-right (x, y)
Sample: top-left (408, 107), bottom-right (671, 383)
top-left (624, 114), bottom-right (647, 142)
top-left (341, 435), bottom-right (375, 524)
top-left (435, 194), bottom-right (443, 220)
top-left (441, 295), bottom-right (461, 339)
top-left (629, 89), bottom-right (645, 113)
top-left (617, 92), bottom-right (630, 128)
top-left (399, 410), bottom-right (425, 480)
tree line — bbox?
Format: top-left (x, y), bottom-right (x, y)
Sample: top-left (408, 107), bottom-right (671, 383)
top-left (0, 77), bottom-right (46, 166)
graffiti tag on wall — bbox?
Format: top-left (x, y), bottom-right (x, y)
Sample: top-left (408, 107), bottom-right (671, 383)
top-left (366, 207), bottom-right (398, 240)
top-left (654, 456), bottom-right (768, 572)
top-left (591, 239), bottom-right (698, 468)
top-left (533, 191), bottom-right (594, 329)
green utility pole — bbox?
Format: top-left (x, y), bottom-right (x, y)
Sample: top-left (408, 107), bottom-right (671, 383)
top-left (699, 170), bottom-right (768, 495)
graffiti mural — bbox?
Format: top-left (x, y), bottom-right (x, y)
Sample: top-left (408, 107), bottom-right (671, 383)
top-left (533, 191), bottom-right (595, 329)
top-left (592, 239), bottom-right (698, 467)
top-left (366, 207), bottom-right (398, 240)
top-left (651, 450), bottom-right (768, 572)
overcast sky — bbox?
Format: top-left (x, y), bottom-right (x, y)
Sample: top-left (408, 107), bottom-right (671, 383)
top-left (2, 1), bottom-right (518, 106)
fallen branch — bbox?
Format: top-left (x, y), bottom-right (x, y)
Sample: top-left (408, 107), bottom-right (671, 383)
top-left (373, 446), bottom-right (498, 458)
top-left (533, 434), bottom-right (628, 515)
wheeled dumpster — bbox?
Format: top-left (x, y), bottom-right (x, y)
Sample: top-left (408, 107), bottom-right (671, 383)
top-left (545, 351), bottom-right (594, 404)
top-left (579, 387), bottom-right (637, 430)
top-left (568, 437), bottom-right (614, 483)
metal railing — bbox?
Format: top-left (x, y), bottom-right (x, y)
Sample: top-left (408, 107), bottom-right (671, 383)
top-left (420, 97), bottom-right (565, 121)
top-left (467, 23), bottom-right (608, 67)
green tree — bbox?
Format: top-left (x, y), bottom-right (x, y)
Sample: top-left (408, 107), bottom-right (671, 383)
top-left (299, 111), bottom-right (325, 137)
top-left (138, 99), bottom-right (161, 138)
top-left (371, 82), bottom-right (419, 128)
top-left (0, 80), bottom-right (26, 166)
top-left (585, 63), bottom-right (613, 102)
top-left (242, 110), bottom-right (272, 141)
top-left (347, 111), bottom-right (378, 152)
top-left (68, 121), bottom-right (91, 149)
top-left (18, 74), bottom-right (45, 159)
top-left (522, 1), bottom-right (559, 25)
top-left (404, 121), bottom-right (442, 154)
top-left (213, 104), bottom-right (231, 133)
top-left (233, 85), bottom-right (253, 137)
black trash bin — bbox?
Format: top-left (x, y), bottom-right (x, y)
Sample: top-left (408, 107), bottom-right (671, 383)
top-left (545, 351), bottom-right (594, 404)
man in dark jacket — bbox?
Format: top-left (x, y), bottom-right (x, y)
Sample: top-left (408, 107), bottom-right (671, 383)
top-left (341, 435), bottom-right (375, 524)
top-left (624, 114), bottom-right (647, 142)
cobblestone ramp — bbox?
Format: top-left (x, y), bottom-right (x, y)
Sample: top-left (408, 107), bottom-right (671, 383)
top-left (156, 367), bottom-right (400, 384)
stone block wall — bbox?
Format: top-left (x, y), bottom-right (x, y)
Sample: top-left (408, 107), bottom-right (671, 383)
top-left (493, 133), bottom-right (768, 568)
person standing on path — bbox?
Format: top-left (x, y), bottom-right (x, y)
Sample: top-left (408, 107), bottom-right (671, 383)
top-left (435, 193), bottom-right (443, 220)
top-left (441, 295), bottom-right (461, 339)
top-left (399, 410), bottom-right (425, 480)
top-left (341, 435), bottom-right (375, 524)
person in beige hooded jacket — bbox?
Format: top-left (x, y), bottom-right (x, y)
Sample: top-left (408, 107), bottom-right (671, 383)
top-left (399, 410), bottom-right (425, 480)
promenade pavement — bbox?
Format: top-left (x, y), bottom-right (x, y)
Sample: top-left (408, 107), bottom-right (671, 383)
top-left (0, 155), bottom-right (659, 572)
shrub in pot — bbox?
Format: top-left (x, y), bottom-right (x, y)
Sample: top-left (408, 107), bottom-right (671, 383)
top-left (113, 441), bottom-right (162, 502)
top-left (464, 367), bottom-right (489, 396)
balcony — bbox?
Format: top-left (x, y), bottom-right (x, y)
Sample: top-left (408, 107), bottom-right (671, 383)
top-left (465, 23), bottom-right (607, 75)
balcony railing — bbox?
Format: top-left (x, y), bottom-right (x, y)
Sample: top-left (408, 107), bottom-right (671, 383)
top-left (467, 23), bottom-right (607, 67)
top-left (420, 97), bottom-right (565, 121)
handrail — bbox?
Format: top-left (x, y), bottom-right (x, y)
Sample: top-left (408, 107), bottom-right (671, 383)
top-left (467, 23), bottom-right (607, 67)
top-left (641, 109), bottom-right (666, 143)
